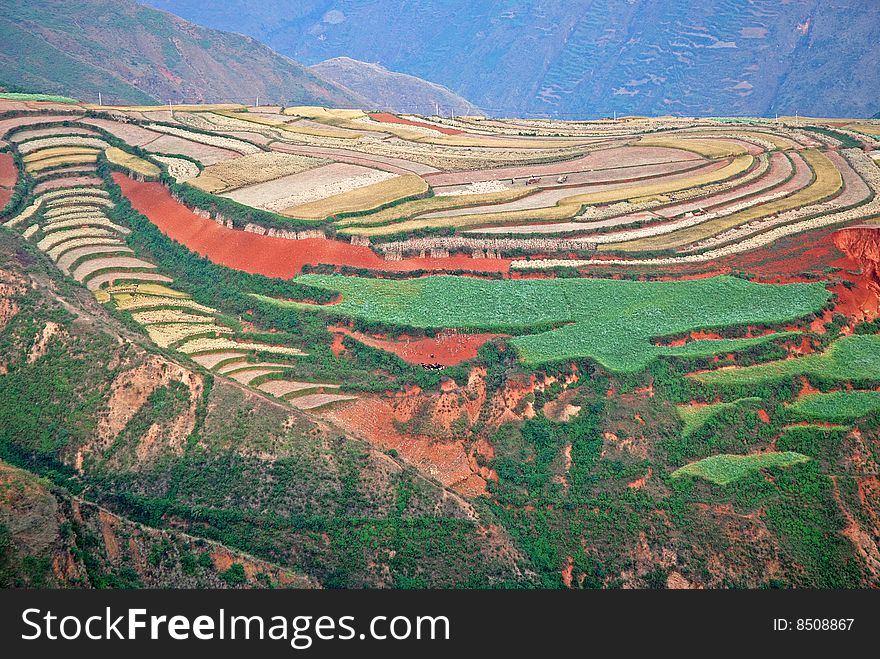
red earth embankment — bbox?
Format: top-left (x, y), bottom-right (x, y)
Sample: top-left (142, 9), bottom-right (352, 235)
top-left (113, 174), bottom-right (510, 277)
top-left (834, 225), bottom-right (880, 283)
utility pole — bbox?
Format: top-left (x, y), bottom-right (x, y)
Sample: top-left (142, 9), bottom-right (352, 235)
top-left (169, 100), bottom-right (173, 115)
top-left (98, 92), bottom-right (102, 106)
top-left (256, 95), bottom-right (259, 108)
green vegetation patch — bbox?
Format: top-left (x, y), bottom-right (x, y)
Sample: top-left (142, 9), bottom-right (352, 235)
top-left (0, 92), bottom-right (78, 103)
top-left (671, 452), bottom-right (810, 485)
top-left (788, 390), bottom-right (880, 423)
top-left (692, 335), bottom-right (880, 386)
top-left (273, 274), bottom-right (827, 372)
top-left (677, 397), bottom-right (762, 436)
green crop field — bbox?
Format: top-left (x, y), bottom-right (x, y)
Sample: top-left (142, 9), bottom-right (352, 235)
top-left (788, 390), bottom-right (880, 423)
top-left (0, 91), bottom-right (78, 103)
top-left (671, 451), bottom-right (810, 485)
top-left (262, 274), bottom-right (829, 371)
top-left (677, 397), bottom-right (762, 436)
top-left (692, 335), bottom-right (880, 386)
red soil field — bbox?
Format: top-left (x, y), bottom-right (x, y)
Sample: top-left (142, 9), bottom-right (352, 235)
top-left (114, 174), bottom-right (510, 277)
top-left (0, 188), bottom-right (11, 209)
top-left (332, 326), bottom-right (502, 366)
top-left (368, 112), bottom-right (463, 136)
top-left (0, 152), bottom-right (16, 187)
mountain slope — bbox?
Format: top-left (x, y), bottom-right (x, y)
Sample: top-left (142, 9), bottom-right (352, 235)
top-left (0, 0), bottom-right (362, 106)
top-left (143, 0), bottom-right (880, 118)
top-left (312, 57), bottom-right (480, 115)
top-left (0, 223), bottom-right (528, 588)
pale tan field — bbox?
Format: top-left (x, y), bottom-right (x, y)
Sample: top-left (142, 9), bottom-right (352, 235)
top-left (283, 174), bottom-right (429, 219)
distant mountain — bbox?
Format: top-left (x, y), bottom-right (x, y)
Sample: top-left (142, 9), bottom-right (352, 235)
top-left (311, 57), bottom-right (480, 115)
top-left (0, 0), bottom-right (361, 106)
top-left (142, 0), bottom-right (880, 119)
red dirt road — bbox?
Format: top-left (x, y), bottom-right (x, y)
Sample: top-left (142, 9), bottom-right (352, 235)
top-left (114, 174), bottom-right (510, 277)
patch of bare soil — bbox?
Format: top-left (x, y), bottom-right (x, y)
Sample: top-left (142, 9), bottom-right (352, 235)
top-left (89, 355), bottom-right (203, 464)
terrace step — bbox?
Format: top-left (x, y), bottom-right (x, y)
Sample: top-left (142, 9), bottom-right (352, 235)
top-left (288, 393), bottom-right (357, 411)
top-left (259, 380), bottom-right (340, 398)
top-left (226, 366), bottom-right (285, 385)
top-left (190, 351), bottom-right (248, 369)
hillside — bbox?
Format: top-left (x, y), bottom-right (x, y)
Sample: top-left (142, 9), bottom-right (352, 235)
top-left (312, 57), bottom-right (480, 115)
top-left (0, 224), bottom-right (525, 588)
top-left (144, 0), bottom-right (880, 119)
top-left (0, 0), bottom-right (362, 107)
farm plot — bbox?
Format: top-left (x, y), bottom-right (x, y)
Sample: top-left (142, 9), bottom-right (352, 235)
top-left (788, 391), bottom-right (880, 423)
top-left (283, 174), bottom-right (428, 220)
top-left (190, 151), bottom-right (330, 194)
top-left (115, 175), bottom-right (511, 276)
top-left (345, 156), bottom-right (754, 236)
top-left (56, 245), bottom-right (134, 274)
top-left (671, 452), bottom-right (809, 485)
top-left (9, 126), bottom-right (98, 142)
top-left (177, 337), bottom-right (305, 357)
top-left (638, 136), bottom-right (750, 158)
top-left (77, 118), bottom-right (165, 147)
top-left (222, 163), bottom-right (396, 212)
top-left (16, 136), bottom-right (109, 154)
top-left (144, 134), bottom-right (239, 165)
top-left (0, 152), bottom-right (15, 206)
top-left (692, 335), bottom-right (880, 386)
top-left (278, 274), bottom-right (828, 371)
top-left (145, 124), bottom-right (261, 155)
top-left (423, 159), bottom-right (730, 218)
top-left (71, 256), bottom-right (159, 284)
top-left (573, 153), bottom-right (812, 247)
top-left (153, 156), bottom-right (199, 182)
top-left (604, 149), bottom-right (843, 252)
top-left (104, 147), bottom-right (160, 177)
top-left (85, 271), bottom-right (173, 291)
top-left (32, 176), bottom-right (104, 195)
top-left (336, 187), bottom-right (535, 229)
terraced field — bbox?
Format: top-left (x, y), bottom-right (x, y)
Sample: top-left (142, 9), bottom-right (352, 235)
top-left (2, 102), bottom-right (880, 588)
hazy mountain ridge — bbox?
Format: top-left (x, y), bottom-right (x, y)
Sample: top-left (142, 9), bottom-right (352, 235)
top-left (0, 0), bottom-right (362, 106)
top-left (311, 57), bottom-right (480, 115)
top-left (144, 0), bottom-right (880, 118)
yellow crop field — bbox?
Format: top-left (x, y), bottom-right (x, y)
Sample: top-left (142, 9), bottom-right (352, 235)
top-left (104, 147), bottom-right (161, 177)
top-left (638, 136), bottom-right (749, 158)
top-left (190, 151), bottom-right (329, 194)
top-left (604, 149), bottom-right (841, 252)
top-left (25, 154), bottom-right (98, 173)
top-left (343, 155), bottom-right (754, 236)
top-left (23, 146), bottom-right (100, 164)
top-left (283, 175), bottom-right (429, 219)
top-left (846, 123), bottom-right (880, 136)
top-left (336, 188), bottom-right (537, 229)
